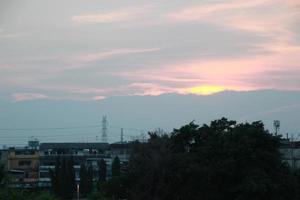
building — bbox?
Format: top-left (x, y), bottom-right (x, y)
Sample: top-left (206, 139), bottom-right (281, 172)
top-left (0, 141), bottom-right (134, 189)
top-left (280, 140), bottom-right (300, 169)
top-left (108, 142), bottom-right (132, 163)
top-left (5, 148), bottom-right (39, 188)
top-left (38, 142), bottom-right (110, 188)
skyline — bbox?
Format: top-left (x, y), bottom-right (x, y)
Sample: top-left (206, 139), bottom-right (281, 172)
top-left (0, 90), bottom-right (300, 146)
top-left (0, 0), bottom-right (300, 102)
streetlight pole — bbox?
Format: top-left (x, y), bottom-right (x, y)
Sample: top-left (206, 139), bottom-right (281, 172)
top-left (77, 184), bottom-right (80, 200)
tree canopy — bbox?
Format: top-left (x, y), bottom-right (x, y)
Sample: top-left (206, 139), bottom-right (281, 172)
top-left (125, 118), bottom-right (299, 200)
top-left (50, 158), bottom-right (76, 199)
top-left (98, 159), bottom-right (107, 183)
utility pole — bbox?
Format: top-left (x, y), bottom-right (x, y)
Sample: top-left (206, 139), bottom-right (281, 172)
top-left (77, 184), bottom-right (80, 200)
top-left (102, 116), bottom-right (108, 143)
top-left (291, 135), bottom-right (295, 170)
top-left (121, 128), bottom-right (124, 143)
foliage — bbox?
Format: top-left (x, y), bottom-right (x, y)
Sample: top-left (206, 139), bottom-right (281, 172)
top-left (80, 164), bottom-right (93, 197)
top-left (98, 159), bottom-right (107, 183)
top-left (87, 191), bottom-right (111, 200)
top-left (34, 192), bottom-right (58, 200)
top-left (111, 156), bottom-right (121, 178)
top-left (50, 158), bottom-right (76, 199)
top-left (0, 164), bottom-right (6, 187)
top-left (124, 118), bottom-right (298, 200)
top-left (97, 156), bottom-right (128, 199)
top-left (0, 190), bottom-right (57, 200)
top-left (2, 118), bottom-right (299, 200)
top-left (0, 189), bottom-right (29, 200)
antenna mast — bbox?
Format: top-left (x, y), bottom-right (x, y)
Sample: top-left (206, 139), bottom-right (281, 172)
top-left (273, 120), bottom-right (280, 136)
top-left (102, 116), bottom-right (108, 143)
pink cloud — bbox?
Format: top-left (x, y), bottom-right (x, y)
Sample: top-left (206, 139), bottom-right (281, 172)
top-left (161, 0), bottom-right (300, 92)
top-left (167, 0), bottom-right (300, 55)
top-left (12, 93), bottom-right (49, 102)
top-left (115, 52), bottom-right (300, 92)
top-left (92, 96), bottom-right (106, 101)
top-left (71, 6), bottom-right (151, 24)
top-left (126, 82), bottom-right (179, 96)
top-left (11, 92), bottom-right (107, 102)
top-left (167, 0), bottom-right (271, 22)
top-left (69, 48), bottom-right (160, 63)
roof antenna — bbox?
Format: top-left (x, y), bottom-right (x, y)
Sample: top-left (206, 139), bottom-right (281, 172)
top-left (273, 120), bottom-right (280, 136)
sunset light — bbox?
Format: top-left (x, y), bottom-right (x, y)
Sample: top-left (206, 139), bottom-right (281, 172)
top-left (1, 1), bottom-right (300, 198)
top-left (186, 85), bottom-right (226, 95)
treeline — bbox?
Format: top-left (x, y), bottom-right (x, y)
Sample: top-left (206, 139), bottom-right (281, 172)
top-left (1, 118), bottom-right (300, 200)
top-left (82, 118), bottom-right (300, 199)
top-left (124, 118), bottom-right (300, 200)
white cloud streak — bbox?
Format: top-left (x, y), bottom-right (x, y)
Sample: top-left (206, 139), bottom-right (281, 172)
top-left (71, 6), bottom-right (151, 24)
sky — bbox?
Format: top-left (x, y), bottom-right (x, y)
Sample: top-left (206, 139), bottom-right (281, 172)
top-left (0, 0), bottom-right (300, 102)
top-left (0, 0), bottom-right (300, 145)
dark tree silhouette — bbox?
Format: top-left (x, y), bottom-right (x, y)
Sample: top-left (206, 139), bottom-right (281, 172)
top-left (80, 164), bottom-right (93, 197)
top-left (0, 164), bottom-right (6, 187)
top-left (98, 159), bottom-right (107, 183)
top-left (50, 158), bottom-right (76, 199)
top-left (112, 156), bottom-right (121, 178)
top-left (124, 118), bottom-right (298, 200)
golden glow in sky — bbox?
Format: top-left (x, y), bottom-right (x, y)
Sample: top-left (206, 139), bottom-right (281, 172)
top-left (186, 85), bottom-right (226, 95)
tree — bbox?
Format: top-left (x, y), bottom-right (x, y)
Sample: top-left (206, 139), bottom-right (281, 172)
top-left (98, 159), bottom-right (107, 183)
top-left (34, 192), bottom-right (58, 200)
top-left (111, 156), bottom-right (120, 178)
top-left (100, 156), bottom-right (128, 199)
top-left (87, 165), bottom-right (94, 193)
top-left (80, 164), bottom-right (88, 197)
top-left (50, 158), bottom-right (76, 199)
top-left (80, 164), bottom-right (93, 197)
top-left (125, 118), bottom-right (298, 200)
top-left (50, 158), bottom-right (60, 196)
top-left (0, 164), bottom-right (6, 188)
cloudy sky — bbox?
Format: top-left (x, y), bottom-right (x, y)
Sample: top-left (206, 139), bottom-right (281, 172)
top-left (1, 0), bottom-right (300, 102)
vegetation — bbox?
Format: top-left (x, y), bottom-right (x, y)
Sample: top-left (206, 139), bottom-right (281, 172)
top-left (124, 118), bottom-right (300, 200)
top-left (0, 164), bottom-right (6, 187)
top-left (79, 163), bottom-right (93, 197)
top-left (0, 190), bottom-right (57, 200)
top-left (50, 158), bottom-right (76, 199)
top-left (95, 156), bottom-right (127, 199)
top-left (111, 156), bottom-right (121, 178)
top-left (98, 159), bottom-right (107, 183)
top-left (2, 118), bottom-right (300, 199)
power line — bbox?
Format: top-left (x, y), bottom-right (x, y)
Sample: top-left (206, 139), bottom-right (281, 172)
top-left (0, 125), bottom-right (147, 132)
top-left (0, 131), bottom-right (143, 140)
top-left (0, 125), bottom-right (101, 131)
top-left (0, 132), bottom-right (100, 139)
top-left (0, 123), bottom-right (150, 146)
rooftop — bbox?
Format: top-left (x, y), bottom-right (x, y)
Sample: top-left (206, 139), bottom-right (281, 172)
top-left (40, 142), bottom-right (109, 150)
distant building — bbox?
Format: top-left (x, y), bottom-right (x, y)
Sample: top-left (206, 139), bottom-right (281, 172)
top-left (38, 142), bottom-right (110, 188)
top-left (108, 142), bottom-right (133, 175)
top-left (0, 141), bottom-right (134, 189)
top-left (108, 142), bottom-right (132, 163)
top-left (280, 140), bottom-right (300, 169)
top-left (5, 148), bottom-right (39, 188)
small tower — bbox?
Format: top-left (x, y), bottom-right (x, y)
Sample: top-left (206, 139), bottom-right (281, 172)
top-left (273, 120), bottom-right (280, 136)
top-left (121, 128), bottom-right (124, 143)
top-left (101, 116), bottom-right (108, 143)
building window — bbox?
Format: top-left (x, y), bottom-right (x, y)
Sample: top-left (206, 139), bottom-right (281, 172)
top-left (40, 171), bottom-right (50, 178)
top-left (15, 150), bottom-right (35, 155)
top-left (18, 160), bottom-right (32, 166)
